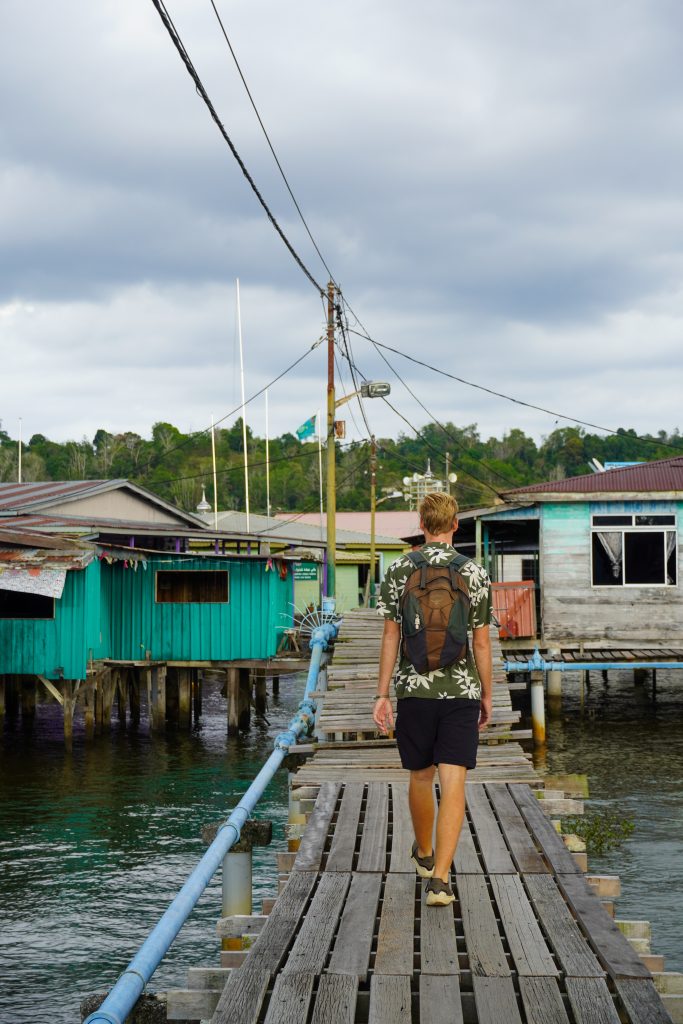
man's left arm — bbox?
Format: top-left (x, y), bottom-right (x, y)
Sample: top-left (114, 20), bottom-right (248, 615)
top-left (472, 624), bottom-right (493, 730)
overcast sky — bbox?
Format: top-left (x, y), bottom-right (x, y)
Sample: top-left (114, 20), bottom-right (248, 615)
top-left (2, 0), bottom-right (683, 457)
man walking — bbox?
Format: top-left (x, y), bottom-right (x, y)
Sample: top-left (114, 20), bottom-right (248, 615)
top-left (373, 492), bottom-right (493, 906)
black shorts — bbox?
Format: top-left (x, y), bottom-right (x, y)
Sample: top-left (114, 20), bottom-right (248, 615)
top-left (395, 696), bottom-right (481, 771)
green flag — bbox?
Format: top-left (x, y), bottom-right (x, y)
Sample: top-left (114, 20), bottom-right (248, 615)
top-left (296, 415), bottom-right (317, 442)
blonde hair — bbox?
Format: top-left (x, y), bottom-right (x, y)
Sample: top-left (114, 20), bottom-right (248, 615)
top-left (419, 491), bottom-right (459, 535)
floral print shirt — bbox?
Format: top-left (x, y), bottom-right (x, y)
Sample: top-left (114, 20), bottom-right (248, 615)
top-left (377, 542), bottom-right (492, 700)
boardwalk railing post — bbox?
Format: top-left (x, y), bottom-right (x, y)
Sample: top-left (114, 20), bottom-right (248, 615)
top-left (530, 670), bottom-right (546, 746)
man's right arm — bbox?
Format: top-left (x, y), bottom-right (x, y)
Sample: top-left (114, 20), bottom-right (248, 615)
top-left (373, 619), bottom-right (400, 733)
top-left (472, 624), bottom-right (492, 730)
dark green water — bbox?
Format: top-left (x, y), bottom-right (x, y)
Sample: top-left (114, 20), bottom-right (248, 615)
top-left (0, 668), bottom-right (681, 1024)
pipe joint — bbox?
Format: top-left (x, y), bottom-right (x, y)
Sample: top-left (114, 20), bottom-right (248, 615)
top-left (274, 730), bottom-right (298, 751)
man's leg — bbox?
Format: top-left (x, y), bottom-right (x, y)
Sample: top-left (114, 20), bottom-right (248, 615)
top-left (433, 763), bottom-right (467, 882)
top-left (409, 764), bottom-right (436, 856)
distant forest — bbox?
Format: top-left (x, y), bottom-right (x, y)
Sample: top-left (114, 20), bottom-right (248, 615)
top-left (0, 421), bottom-right (680, 513)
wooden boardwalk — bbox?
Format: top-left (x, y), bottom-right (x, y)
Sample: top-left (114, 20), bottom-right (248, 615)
top-left (185, 608), bottom-right (675, 1024)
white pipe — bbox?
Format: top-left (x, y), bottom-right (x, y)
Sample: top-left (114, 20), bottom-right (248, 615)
top-left (317, 409), bottom-right (324, 540)
top-left (18, 417), bottom-right (22, 483)
top-left (236, 279), bottom-right (250, 533)
top-left (265, 388), bottom-right (271, 519)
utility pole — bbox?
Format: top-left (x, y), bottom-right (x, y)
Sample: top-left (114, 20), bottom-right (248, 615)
top-left (325, 281), bottom-right (336, 599)
top-left (445, 451), bottom-right (451, 494)
top-left (367, 435), bottom-right (377, 607)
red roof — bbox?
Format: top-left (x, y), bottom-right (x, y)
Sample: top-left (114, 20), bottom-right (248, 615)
top-left (504, 455), bottom-right (683, 496)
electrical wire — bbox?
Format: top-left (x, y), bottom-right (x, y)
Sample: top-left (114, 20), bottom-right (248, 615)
top-left (150, 0), bottom-right (325, 296)
top-left (207, 0), bottom-right (336, 285)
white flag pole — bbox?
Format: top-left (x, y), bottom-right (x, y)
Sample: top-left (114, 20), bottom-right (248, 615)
top-left (265, 388), bottom-right (271, 519)
top-left (236, 278), bottom-right (251, 533)
top-left (210, 414), bottom-right (218, 531)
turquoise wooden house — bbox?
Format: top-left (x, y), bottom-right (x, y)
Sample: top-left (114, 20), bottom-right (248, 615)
top-left (468, 456), bottom-right (683, 647)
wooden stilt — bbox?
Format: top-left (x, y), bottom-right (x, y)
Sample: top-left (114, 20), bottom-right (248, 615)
top-left (101, 672), bottom-right (116, 730)
top-left (117, 672), bottom-right (128, 728)
top-left (634, 668), bottom-right (647, 686)
top-left (178, 668), bottom-right (192, 729)
top-left (227, 667), bottom-right (251, 735)
top-left (602, 669), bottom-right (609, 684)
top-left (165, 668), bottom-right (179, 726)
top-left (84, 684), bottom-right (95, 739)
top-left (0, 677), bottom-right (5, 721)
top-left (94, 677), bottom-right (104, 735)
top-left (150, 665), bottom-right (167, 732)
top-left (129, 669), bottom-right (140, 727)
top-left (192, 670), bottom-right (202, 722)
top-left (253, 668), bottom-right (267, 716)
top-left (272, 674), bottom-right (280, 695)
top-left (5, 675), bottom-right (19, 720)
top-left (20, 680), bottom-right (37, 724)
top-left (652, 668), bottom-right (657, 699)
top-left (63, 681), bottom-right (81, 746)
top-left (227, 668), bottom-right (239, 737)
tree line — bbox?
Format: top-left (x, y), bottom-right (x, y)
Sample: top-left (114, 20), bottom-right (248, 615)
top-left (0, 420), bottom-right (679, 513)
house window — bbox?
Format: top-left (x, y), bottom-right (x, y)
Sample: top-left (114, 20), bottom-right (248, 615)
top-left (591, 514), bottom-right (677, 587)
top-left (0, 589), bottom-right (55, 619)
top-left (156, 570), bottom-right (229, 603)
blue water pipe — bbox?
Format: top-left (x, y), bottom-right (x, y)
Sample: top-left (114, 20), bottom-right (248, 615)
top-left (84, 617), bottom-right (340, 1024)
top-left (504, 648), bottom-right (683, 673)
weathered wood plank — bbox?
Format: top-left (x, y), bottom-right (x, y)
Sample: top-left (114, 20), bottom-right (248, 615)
top-left (466, 784), bottom-right (516, 873)
top-left (524, 874), bottom-right (605, 978)
top-left (518, 977), bottom-right (571, 1024)
top-left (486, 782), bottom-right (548, 873)
top-left (244, 871), bottom-right (317, 976)
top-left (357, 782), bottom-right (389, 872)
top-left (556, 872), bottom-right (652, 979)
top-left (453, 816), bottom-right (483, 873)
top-left (328, 872), bottom-right (382, 980)
top-left (293, 781), bottom-right (340, 872)
top-left (263, 972), bottom-right (315, 1024)
top-left (325, 783), bottom-right (364, 872)
top-left (419, 975), bottom-right (463, 1024)
top-left (281, 872), bottom-right (350, 974)
top-left (472, 976), bottom-right (523, 1024)
top-left (458, 874), bottom-right (509, 976)
top-left (564, 977), bottom-right (622, 1023)
top-left (310, 974), bottom-right (359, 1024)
top-left (389, 783), bottom-right (414, 872)
top-left (490, 875), bottom-right (558, 976)
top-left (210, 966), bottom-right (270, 1024)
top-left (613, 977), bottom-right (674, 1024)
top-left (509, 784), bottom-right (581, 874)
top-left (369, 974), bottom-right (412, 1024)
top-left (420, 881), bottom-right (459, 975)
top-left (374, 873), bottom-right (416, 975)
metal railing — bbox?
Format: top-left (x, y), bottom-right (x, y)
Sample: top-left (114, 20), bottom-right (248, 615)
top-left (84, 618), bottom-right (340, 1024)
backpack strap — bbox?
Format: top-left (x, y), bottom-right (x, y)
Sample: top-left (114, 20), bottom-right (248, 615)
top-left (406, 549), bottom-right (429, 590)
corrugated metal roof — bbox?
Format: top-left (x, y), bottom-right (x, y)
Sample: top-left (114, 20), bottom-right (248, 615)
top-left (280, 510), bottom-right (420, 539)
top-left (504, 456), bottom-right (683, 496)
top-left (204, 510), bottom-right (405, 548)
top-left (0, 480), bottom-right (118, 510)
top-left (0, 544), bottom-right (93, 572)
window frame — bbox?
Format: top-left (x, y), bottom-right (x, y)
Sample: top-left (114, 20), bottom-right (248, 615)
top-left (155, 569), bottom-right (230, 604)
top-left (590, 513), bottom-right (677, 589)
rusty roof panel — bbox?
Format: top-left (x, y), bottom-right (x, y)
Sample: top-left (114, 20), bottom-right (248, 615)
top-left (0, 480), bottom-right (116, 510)
top-left (505, 456), bottom-right (683, 496)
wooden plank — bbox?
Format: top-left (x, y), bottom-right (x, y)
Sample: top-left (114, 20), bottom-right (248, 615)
top-left (263, 973), bottom-right (315, 1024)
top-left (369, 974), bottom-right (412, 1024)
top-left (472, 976), bottom-right (523, 1024)
top-left (374, 873), bottom-right (416, 975)
top-left (293, 781), bottom-right (340, 872)
top-left (325, 784), bottom-right (364, 872)
top-left (420, 880), bottom-right (459, 975)
top-left (489, 875), bottom-right (558, 976)
top-left (328, 873), bottom-right (382, 980)
top-left (282, 872), bottom-right (350, 974)
top-left (524, 874), bottom-right (605, 978)
top-left (466, 784), bottom-right (516, 873)
top-left (245, 871), bottom-right (317, 976)
top-left (210, 966), bottom-right (270, 1024)
top-left (419, 975), bottom-right (463, 1024)
top-left (310, 974), bottom-right (359, 1024)
top-left (486, 783), bottom-right (548, 873)
top-left (390, 783), bottom-right (414, 872)
top-left (556, 872), bottom-right (653, 979)
top-left (357, 782), bottom-right (389, 872)
top-left (167, 988), bottom-right (222, 1020)
top-left (613, 977), bottom-right (674, 1024)
top-left (458, 874), bottom-right (509, 976)
top-left (564, 977), bottom-right (622, 1023)
top-left (509, 784), bottom-right (581, 874)
top-left (518, 977), bottom-right (571, 1024)
top-left (453, 816), bottom-right (483, 873)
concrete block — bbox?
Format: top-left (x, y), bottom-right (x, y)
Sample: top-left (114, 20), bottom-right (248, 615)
top-left (262, 897), bottom-right (276, 914)
top-left (661, 994), bottom-right (683, 1023)
top-left (571, 851), bottom-right (588, 872)
top-left (544, 773), bottom-right (590, 797)
top-left (626, 936), bottom-right (651, 954)
top-left (220, 950), bottom-right (248, 968)
top-left (586, 874), bottom-right (621, 898)
top-left (653, 972), bottom-right (683, 995)
top-left (167, 988), bottom-right (221, 1020)
top-left (216, 913), bottom-right (267, 939)
top-left (642, 954), bottom-right (665, 972)
top-left (562, 833), bottom-right (586, 853)
top-left (186, 966), bottom-right (232, 989)
top-left (616, 920), bottom-right (651, 940)
top-left (540, 798), bottom-right (584, 816)
top-left (600, 900), bottom-right (615, 917)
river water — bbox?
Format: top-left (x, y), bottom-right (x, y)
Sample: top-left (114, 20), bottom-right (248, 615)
top-left (0, 667), bottom-right (681, 1024)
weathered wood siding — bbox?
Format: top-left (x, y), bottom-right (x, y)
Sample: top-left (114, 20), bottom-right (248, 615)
top-left (541, 500), bottom-right (683, 644)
